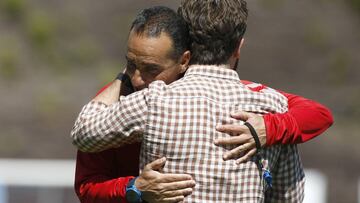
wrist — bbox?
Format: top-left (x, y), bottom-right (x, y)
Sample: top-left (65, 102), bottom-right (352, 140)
top-left (115, 73), bottom-right (131, 84)
top-left (116, 72), bottom-right (125, 81)
top-left (125, 177), bottom-right (143, 203)
top-left (116, 72), bottom-right (134, 95)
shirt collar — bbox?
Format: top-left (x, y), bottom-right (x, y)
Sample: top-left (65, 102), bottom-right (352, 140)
top-left (184, 64), bottom-right (241, 82)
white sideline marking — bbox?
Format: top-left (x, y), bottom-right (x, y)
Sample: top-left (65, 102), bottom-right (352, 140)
top-left (304, 169), bottom-right (327, 203)
top-left (0, 159), bottom-right (75, 187)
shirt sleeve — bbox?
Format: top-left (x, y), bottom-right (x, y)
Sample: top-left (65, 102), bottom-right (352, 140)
top-left (74, 147), bottom-right (139, 203)
top-left (71, 89), bottom-right (149, 152)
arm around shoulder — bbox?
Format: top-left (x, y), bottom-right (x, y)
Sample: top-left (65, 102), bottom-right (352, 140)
top-left (71, 80), bottom-right (148, 152)
top-left (264, 90), bottom-right (334, 145)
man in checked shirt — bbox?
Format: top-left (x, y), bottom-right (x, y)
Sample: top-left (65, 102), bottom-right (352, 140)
top-left (72, 1), bottom-right (332, 202)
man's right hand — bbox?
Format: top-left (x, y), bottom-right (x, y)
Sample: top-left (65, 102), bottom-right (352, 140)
top-left (135, 157), bottom-right (196, 203)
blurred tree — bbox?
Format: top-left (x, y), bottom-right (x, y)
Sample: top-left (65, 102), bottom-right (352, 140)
top-left (0, 0), bottom-right (26, 20)
top-left (349, 0), bottom-right (360, 12)
top-left (25, 11), bottom-right (56, 48)
top-left (36, 91), bottom-right (63, 118)
top-left (65, 38), bottom-right (101, 66)
top-left (0, 47), bottom-right (19, 79)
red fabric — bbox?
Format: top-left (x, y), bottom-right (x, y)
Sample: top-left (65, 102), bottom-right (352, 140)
top-left (74, 80), bottom-right (333, 202)
top-left (264, 90), bottom-right (333, 145)
top-left (75, 143), bottom-right (140, 203)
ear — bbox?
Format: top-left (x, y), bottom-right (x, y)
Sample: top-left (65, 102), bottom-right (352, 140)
top-left (179, 50), bottom-right (191, 73)
top-left (233, 38), bottom-right (245, 59)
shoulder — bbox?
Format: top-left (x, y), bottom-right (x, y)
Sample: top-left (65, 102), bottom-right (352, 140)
top-left (148, 80), bottom-right (168, 92)
top-left (241, 80), bottom-right (278, 94)
top-left (241, 80), bottom-right (288, 111)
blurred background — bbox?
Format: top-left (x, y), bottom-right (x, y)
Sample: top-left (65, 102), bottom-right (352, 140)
top-left (0, 0), bottom-right (359, 202)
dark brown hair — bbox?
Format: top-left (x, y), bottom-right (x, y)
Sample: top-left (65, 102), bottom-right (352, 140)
top-left (131, 6), bottom-right (190, 60)
top-left (178, 0), bottom-right (248, 65)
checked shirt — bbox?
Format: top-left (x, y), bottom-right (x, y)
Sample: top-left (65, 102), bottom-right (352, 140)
top-left (71, 65), bottom-right (305, 202)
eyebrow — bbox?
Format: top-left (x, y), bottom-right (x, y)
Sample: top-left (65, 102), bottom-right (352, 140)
top-left (142, 62), bottom-right (161, 70)
top-left (125, 55), bottom-right (162, 72)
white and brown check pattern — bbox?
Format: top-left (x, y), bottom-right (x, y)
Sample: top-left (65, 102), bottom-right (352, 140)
top-left (72, 65), bottom-right (304, 202)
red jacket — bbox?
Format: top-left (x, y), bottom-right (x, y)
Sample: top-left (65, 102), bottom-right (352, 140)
top-left (74, 80), bottom-right (333, 203)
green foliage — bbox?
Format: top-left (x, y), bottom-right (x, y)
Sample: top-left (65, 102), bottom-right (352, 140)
top-left (0, 47), bottom-right (19, 79)
top-left (40, 49), bottom-right (70, 74)
top-left (349, 0), bottom-right (360, 12)
top-left (65, 38), bottom-right (101, 66)
top-left (0, 0), bottom-right (26, 20)
top-left (36, 38), bottom-right (101, 75)
top-left (26, 11), bottom-right (56, 48)
top-left (36, 91), bottom-right (62, 116)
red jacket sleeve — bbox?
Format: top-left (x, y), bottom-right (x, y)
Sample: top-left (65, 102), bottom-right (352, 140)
top-left (74, 82), bottom-right (142, 203)
top-left (75, 143), bottom-right (141, 203)
top-left (241, 80), bottom-right (334, 146)
top-left (264, 91), bottom-right (334, 145)
top-left (75, 149), bottom-right (131, 203)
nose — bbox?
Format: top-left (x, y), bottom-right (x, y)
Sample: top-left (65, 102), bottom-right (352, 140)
top-left (131, 70), bottom-right (146, 91)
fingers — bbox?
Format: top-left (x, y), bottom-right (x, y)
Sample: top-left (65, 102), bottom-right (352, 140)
top-left (145, 157), bottom-right (167, 171)
top-left (161, 173), bottom-right (193, 182)
top-left (216, 124), bottom-right (249, 136)
top-left (161, 181), bottom-right (195, 202)
top-left (223, 142), bottom-right (255, 161)
top-left (161, 195), bottom-right (186, 203)
top-left (145, 179), bottom-right (195, 203)
top-left (161, 179), bottom-right (196, 191)
top-left (236, 148), bottom-right (257, 164)
top-left (162, 187), bottom-right (194, 198)
top-left (230, 111), bottom-right (254, 121)
top-left (214, 135), bottom-right (250, 146)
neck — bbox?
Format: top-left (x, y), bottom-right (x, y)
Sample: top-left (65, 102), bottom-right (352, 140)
top-left (189, 62), bottom-right (234, 69)
top-left (228, 57), bottom-right (239, 71)
top-left (188, 64), bottom-right (232, 70)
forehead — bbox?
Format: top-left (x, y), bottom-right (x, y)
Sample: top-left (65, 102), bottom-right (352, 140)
top-left (127, 30), bottom-right (174, 63)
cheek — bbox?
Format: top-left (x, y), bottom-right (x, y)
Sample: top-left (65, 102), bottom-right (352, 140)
top-left (157, 68), bottom-right (181, 84)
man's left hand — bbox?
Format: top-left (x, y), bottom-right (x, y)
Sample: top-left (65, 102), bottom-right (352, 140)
top-left (214, 111), bottom-right (267, 164)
